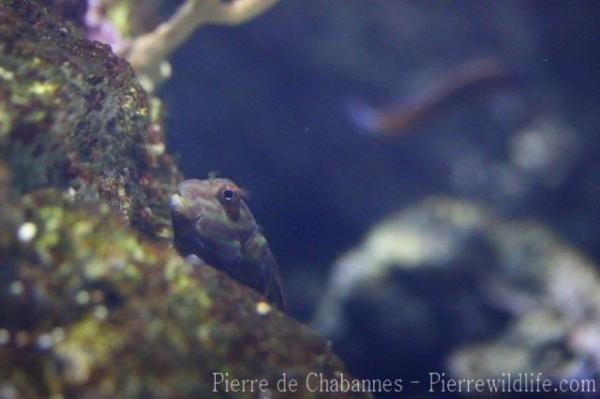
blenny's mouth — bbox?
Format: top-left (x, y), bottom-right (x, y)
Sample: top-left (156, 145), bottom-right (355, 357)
top-left (170, 193), bottom-right (204, 224)
top-left (169, 193), bottom-right (185, 213)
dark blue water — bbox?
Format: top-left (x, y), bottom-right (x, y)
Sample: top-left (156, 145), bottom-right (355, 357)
top-left (163, 1), bottom-right (600, 396)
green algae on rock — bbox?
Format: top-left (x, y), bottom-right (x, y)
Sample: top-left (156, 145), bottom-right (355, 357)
top-left (0, 2), bottom-right (369, 398)
top-left (0, 0), bottom-right (180, 239)
top-left (0, 189), bottom-right (363, 398)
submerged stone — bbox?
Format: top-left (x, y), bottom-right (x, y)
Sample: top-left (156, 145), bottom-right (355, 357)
top-left (0, 2), bottom-right (367, 397)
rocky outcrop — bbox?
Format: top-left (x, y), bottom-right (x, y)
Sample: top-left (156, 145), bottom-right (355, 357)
top-left (0, 2), bottom-right (366, 398)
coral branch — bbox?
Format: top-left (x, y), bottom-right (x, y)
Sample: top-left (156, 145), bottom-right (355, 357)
top-left (202, 0), bottom-right (280, 25)
top-left (124, 0), bottom-right (279, 90)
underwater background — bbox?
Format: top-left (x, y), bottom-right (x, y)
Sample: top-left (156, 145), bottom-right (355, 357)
top-left (165, 1), bottom-right (600, 396)
top-left (1, 0), bottom-right (600, 397)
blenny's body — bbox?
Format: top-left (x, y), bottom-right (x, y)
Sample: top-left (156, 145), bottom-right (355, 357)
top-left (170, 178), bottom-right (286, 309)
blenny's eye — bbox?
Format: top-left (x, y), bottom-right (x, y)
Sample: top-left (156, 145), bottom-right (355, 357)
top-left (223, 188), bottom-right (235, 200)
top-left (218, 185), bottom-right (240, 207)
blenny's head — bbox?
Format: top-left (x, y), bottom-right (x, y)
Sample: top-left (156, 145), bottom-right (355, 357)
top-left (170, 178), bottom-right (256, 262)
top-left (170, 178), bottom-right (245, 220)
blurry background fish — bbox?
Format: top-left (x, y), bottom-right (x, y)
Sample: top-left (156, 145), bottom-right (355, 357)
top-left (346, 57), bottom-right (521, 136)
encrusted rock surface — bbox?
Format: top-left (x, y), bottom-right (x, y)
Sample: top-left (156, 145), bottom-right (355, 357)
top-left (0, 2), bottom-right (367, 398)
top-left (0, 0), bottom-right (179, 239)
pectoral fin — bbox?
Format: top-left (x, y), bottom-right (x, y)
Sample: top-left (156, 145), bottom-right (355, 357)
top-left (239, 232), bottom-right (287, 310)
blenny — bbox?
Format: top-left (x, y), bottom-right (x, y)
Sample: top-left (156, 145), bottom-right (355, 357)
top-left (170, 178), bottom-right (286, 309)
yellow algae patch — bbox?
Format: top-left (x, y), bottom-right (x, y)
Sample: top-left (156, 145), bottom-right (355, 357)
top-left (54, 317), bottom-right (123, 384)
top-left (28, 81), bottom-right (57, 96)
